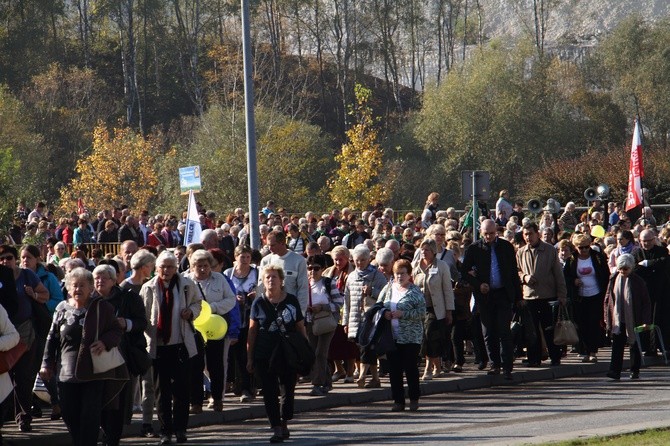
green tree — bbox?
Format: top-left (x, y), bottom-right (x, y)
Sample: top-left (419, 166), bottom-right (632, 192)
top-left (414, 42), bottom-right (595, 203)
top-left (156, 104), bottom-right (334, 213)
top-left (593, 16), bottom-right (670, 148)
top-left (329, 84), bottom-right (392, 210)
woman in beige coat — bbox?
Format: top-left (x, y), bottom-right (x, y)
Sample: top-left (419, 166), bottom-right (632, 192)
top-left (412, 239), bottom-right (454, 380)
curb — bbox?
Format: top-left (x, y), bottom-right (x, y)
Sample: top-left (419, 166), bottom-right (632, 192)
top-left (5, 356), bottom-right (664, 446)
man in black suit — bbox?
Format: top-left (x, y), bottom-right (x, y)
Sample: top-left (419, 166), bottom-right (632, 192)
top-left (462, 219), bottom-right (522, 380)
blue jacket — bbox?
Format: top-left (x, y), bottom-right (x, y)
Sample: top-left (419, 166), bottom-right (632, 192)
top-left (36, 264), bottom-right (64, 314)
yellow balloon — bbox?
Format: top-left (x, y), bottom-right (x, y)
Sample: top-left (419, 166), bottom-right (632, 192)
top-left (193, 300), bottom-right (212, 327)
top-left (590, 225), bottom-right (606, 238)
top-left (197, 314), bottom-right (228, 341)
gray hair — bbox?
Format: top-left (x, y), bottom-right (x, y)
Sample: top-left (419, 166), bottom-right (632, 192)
top-left (156, 251), bottom-right (178, 267)
top-left (420, 238), bottom-right (438, 255)
top-left (130, 249), bottom-right (156, 270)
top-left (190, 249), bottom-right (214, 266)
top-left (375, 247), bottom-right (394, 266)
top-left (352, 244), bottom-right (371, 261)
top-left (93, 264), bottom-right (117, 281)
top-left (330, 245), bottom-right (349, 260)
top-left (616, 253), bottom-right (635, 270)
top-left (200, 229), bottom-right (218, 245)
top-left (60, 257), bottom-right (86, 271)
top-left (65, 267), bottom-right (94, 292)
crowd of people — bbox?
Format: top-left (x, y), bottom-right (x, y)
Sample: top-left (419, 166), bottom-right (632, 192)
top-left (0, 192), bottom-right (668, 444)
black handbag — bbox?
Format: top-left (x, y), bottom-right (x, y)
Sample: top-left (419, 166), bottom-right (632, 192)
top-left (124, 343), bottom-right (152, 376)
top-left (270, 330), bottom-right (315, 377)
top-left (263, 299), bottom-right (314, 376)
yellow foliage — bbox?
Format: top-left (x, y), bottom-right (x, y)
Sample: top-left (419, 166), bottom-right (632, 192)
top-left (329, 84), bottom-right (390, 210)
top-left (58, 124), bottom-right (159, 214)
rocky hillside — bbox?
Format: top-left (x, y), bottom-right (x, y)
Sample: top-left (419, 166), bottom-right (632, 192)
top-left (481, 0), bottom-right (670, 45)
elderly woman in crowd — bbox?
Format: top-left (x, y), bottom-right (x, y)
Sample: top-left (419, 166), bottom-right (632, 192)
top-left (184, 249), bottom-right (237, 413)
top-left (378, 259), bottom-right (426, 412)
top-left (413, 224), bottom-right (459, 280)
top-left (604, 254), bottom-right (652, 380)
top-left (565, 234), bottom-right (610, 363)
top-left (247, 264), bottom-right (306, 443)
top-left (92, 263), bottom-right (147, 446)
top-left (412, 239), bottom-right (454, 379)
top-left (305, 254), bottom-right (343, 396)
top-left (0, 244), bottom-right (49, 432)
top-left (342, 245), bottom-right (388, 388)
top-left (40, 267), bottom-right (128, 446)
top-left (141, 251), bottom-right (201, 445)
top-left (323, 245), bottom-right (357, 384)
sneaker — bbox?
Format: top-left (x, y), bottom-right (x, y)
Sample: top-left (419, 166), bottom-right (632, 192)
top-left (364, 379), bottom-right (381, 388)
top-left (343, 376), bottom-right (354, 383)
top-left (239, 391), bottom-right (254, 403)
top-left (452, 364), bottom-right (463, 373)
top-left (309, 386), bottom-right (326, 396)
top-left (331, 371), bottom-right (346, 382)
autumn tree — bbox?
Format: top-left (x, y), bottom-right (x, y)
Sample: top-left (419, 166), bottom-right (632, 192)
top-left (58, 124), bottom-right (159, 213)
top-left (329, 84), bottom-right (391, 210)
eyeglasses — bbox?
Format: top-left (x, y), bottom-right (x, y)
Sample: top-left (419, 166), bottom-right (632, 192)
top-left (0, 255), bottom-right (14, 261)
top-left (307, 266), bottom-right (322, 271)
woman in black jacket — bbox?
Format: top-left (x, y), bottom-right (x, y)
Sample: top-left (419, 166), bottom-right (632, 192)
top-left (564, 233), bottom-right (610, 363)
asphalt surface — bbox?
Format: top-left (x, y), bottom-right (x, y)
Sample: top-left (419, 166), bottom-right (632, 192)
top-left (3, 349), bottom-right (668, 445)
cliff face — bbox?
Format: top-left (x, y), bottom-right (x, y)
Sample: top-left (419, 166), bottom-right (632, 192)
top-left (481, 0), bottom-right (670, 44)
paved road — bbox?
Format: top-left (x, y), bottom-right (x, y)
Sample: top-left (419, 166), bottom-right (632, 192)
top-left (114, 367), bottom-right (670, 445)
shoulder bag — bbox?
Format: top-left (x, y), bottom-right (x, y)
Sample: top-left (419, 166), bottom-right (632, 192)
top-left (91, 302), bottom-right (126, 374)
top-left (553, 304), bottom-right (579, 346)
top-left (309, 284), bottom-right (337, 336)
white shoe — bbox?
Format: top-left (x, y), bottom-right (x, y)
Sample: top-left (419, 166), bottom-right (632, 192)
top-left (239, 391), bottom-right (254, 403)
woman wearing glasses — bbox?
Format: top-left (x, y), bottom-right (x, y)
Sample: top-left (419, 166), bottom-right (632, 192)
top-left (564, 233), bottom-right (610, 363)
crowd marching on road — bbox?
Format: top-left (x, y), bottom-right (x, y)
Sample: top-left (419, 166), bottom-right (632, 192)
top-left (0, 192), bottom-right (668, 445)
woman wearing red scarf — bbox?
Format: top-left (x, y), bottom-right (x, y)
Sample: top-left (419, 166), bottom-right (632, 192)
top-left (141, 251), bottom-right (202, 445)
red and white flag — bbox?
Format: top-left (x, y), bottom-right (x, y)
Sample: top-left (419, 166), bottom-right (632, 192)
top-left (77, 197), bottom-right (85, 215)
top-left (625, 120), bottom-right (644, 212)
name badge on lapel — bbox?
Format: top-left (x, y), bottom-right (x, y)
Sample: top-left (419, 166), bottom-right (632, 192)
top-left (429, 267), bottom-right (438, 276)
